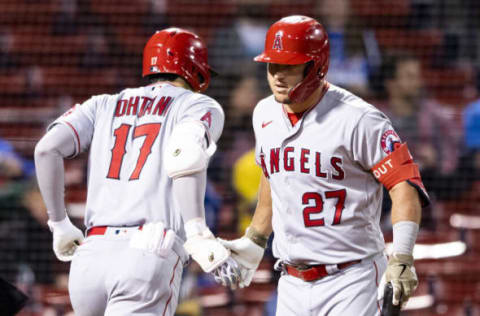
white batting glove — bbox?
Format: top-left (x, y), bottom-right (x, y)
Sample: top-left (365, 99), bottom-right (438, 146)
top-left (129, 222), bottom-right (176, 258)
top-left (218, 233), bottom-right (265, 288)
top-left (183, 218), bottom-right (231, 273)
top-left (212, 257), bottom-right (242, 290)
top-left (48, 215), bottom-right (84, 262)
top-left (378, 253), bottom-right (418, 306)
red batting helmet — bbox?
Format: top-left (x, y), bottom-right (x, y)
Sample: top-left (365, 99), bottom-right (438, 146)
top-left (143, 28), bottom-right (214, 93)
top-left (255, 15), bottom-right (329, 103)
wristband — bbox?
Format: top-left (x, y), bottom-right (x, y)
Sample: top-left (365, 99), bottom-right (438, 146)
top-left (246, 226), bottom-right (269, 249)
top-left (392, 221), bottom-right (419, 255)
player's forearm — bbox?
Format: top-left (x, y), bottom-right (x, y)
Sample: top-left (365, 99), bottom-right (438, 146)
top-left (389, 181), bottom-right (422, 225)
top-left (389, 181), bottom-right (422, 255)
top-left (250, 205), bottom-right (273, 237)
top-left (35, 140), bottom-right (67, 222)
top-left (34, 125), bottom-right (75, 222)
top-left (249, 175), bottom-right (273, 237)
top-left (172, 171), bottom-right (207, 223)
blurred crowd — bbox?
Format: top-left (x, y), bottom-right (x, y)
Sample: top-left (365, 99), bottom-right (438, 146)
top-left (1, 0), bottom-right (480, 315)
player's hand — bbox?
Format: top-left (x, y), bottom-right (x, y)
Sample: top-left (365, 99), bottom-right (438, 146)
top-left (217, 235), bottom-right (265, 288)
top-left (379, 253), bottom-right (418, 306)
top-left (183, 218), bottom-right (232, 273)
top-left (212, 257), bottom-right (242, 290)
top-left (48, 215), bottom-right (84, 262)
top-left (129, 221), bottom-right (175, 258)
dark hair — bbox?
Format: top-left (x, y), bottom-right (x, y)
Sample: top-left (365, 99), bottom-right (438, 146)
top-left (147, 73), bottom-right (182, 84)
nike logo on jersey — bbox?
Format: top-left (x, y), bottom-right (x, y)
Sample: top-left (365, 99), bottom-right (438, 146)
top-left (262, 120), bottom-right (273, 128)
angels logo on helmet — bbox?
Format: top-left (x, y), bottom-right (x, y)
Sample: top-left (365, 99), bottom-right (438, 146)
top-left (272, 31), bottom-right (283, 50)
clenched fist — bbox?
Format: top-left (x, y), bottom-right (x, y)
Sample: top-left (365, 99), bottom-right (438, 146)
top-left (48, 215), bottom-right (84, 262)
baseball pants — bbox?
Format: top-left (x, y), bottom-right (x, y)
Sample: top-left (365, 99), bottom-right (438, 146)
top-left (68, 227), bottom-right (188, 316)
top-left (276, 252), bottom-right (387, 316)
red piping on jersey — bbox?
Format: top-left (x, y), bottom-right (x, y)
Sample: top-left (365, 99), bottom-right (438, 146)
top-left (282, 81), bottom-right (330, 127)
top-left (162, 256), bottom-right (181, 316)
top-left (374, 261), bottom-right (381, 314)
top-left (65, 121), bottom-right (81, 154)
top-left (286, 111), bottom-right (306, 126)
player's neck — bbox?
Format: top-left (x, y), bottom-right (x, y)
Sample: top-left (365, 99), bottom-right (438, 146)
top-left (151, 78), bottom-right (192, 91)
top-left (283, 81), bottom-right (329, 114)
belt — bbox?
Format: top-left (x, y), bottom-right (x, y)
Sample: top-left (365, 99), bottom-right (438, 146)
top-left (86, 225), bottom-right (190, 264)
top-left (87, 226), bottom-right (143, 237)
top-left (284, 260), bottom-right (361, 282)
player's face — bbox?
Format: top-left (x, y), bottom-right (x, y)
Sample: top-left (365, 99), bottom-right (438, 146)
top-left (267, 63), bottom-right (307, 104)
top-left (394, 60), bottom-right (423, 100)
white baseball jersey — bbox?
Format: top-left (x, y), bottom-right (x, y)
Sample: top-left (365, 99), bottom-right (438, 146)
top-left (253, 84), bottom-right (400, 265)
top-left (49, 82), bottom-right (224, 239)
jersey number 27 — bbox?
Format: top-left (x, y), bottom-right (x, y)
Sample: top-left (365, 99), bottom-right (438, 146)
top-left (302, 189), bottom-right (347, 227)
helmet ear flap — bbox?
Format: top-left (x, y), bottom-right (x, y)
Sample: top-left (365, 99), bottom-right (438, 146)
top-left (303, 60), bottom-right (314, 78)
top-left (288, 60), bottom-right (322, 103)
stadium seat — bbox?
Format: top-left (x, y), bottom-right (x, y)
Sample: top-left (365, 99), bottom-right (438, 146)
top-left (450, 213), bottom-right (480, 254)
top-left (0, 1), bottom-right (57, 26)
top-left (0, 73), bottom-right (27, 95)
top-left (351, 0), bottom-right (410, 18)
top-left (198, 283), bottom-right (233, 316)
top-left (423, 68), bottom-right (475, 106)
top-left (41, 66), bottom-right (119, 96)
top-left (374, 29), bottom-right (443, 62)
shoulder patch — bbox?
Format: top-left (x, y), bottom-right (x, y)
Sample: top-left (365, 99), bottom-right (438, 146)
top-left (380, 130), bottom-right (400, 154)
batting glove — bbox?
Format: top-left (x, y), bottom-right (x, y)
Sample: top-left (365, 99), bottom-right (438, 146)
top-left (378, 253), bottom-right (418, 306)
top-left (212, 257), bottom-right (242, 289)
top-left (129, 222), bottom-right (176, 258)
top-left (217, 233), bottom-right (265, 288)
top-left (48, 215), bottom-right (84, 262)
top-left (183, 218), bottom-right (231, 273)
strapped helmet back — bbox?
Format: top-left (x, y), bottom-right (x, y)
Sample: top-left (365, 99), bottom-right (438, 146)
top-left (143, 28), bottom-right (214, 92)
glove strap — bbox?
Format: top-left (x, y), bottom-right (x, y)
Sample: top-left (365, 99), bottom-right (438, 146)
top-left (246, 226), bottom-right (269, 249)
top-left (184, 217), bottom-right (209, 239)
top-left (391, 253), bottom-right (414, 266)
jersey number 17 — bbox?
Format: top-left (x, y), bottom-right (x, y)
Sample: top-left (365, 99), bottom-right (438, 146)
top-left (107, 123), bottom-right (161, 180)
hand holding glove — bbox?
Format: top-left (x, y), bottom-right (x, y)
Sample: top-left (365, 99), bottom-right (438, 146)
top-left (183, 218), bottom-right (234, 273)
top-left (215, 227), bottom-right (266, 289)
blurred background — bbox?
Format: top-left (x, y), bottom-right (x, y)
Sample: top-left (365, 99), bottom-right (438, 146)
top-left (0, 0), bottom-right (479, 315)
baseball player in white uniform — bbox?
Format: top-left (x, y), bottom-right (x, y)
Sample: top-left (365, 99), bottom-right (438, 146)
top-left (34, 28), bottom-right (238, 316)
top-left (214, 16), bottom-right (430, 315)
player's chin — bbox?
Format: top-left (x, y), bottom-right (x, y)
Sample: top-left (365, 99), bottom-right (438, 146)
top-left (273, 92), bottom-right (291, 104)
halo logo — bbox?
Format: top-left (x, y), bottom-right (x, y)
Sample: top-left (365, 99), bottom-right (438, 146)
top-left (272, 31), bottom-right (283, 51)
top-left (381, 130), bottom-right (400, 154)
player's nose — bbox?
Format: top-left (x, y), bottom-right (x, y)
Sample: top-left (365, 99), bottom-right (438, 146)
top-left (273, 70), bottom-right (287, 81)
